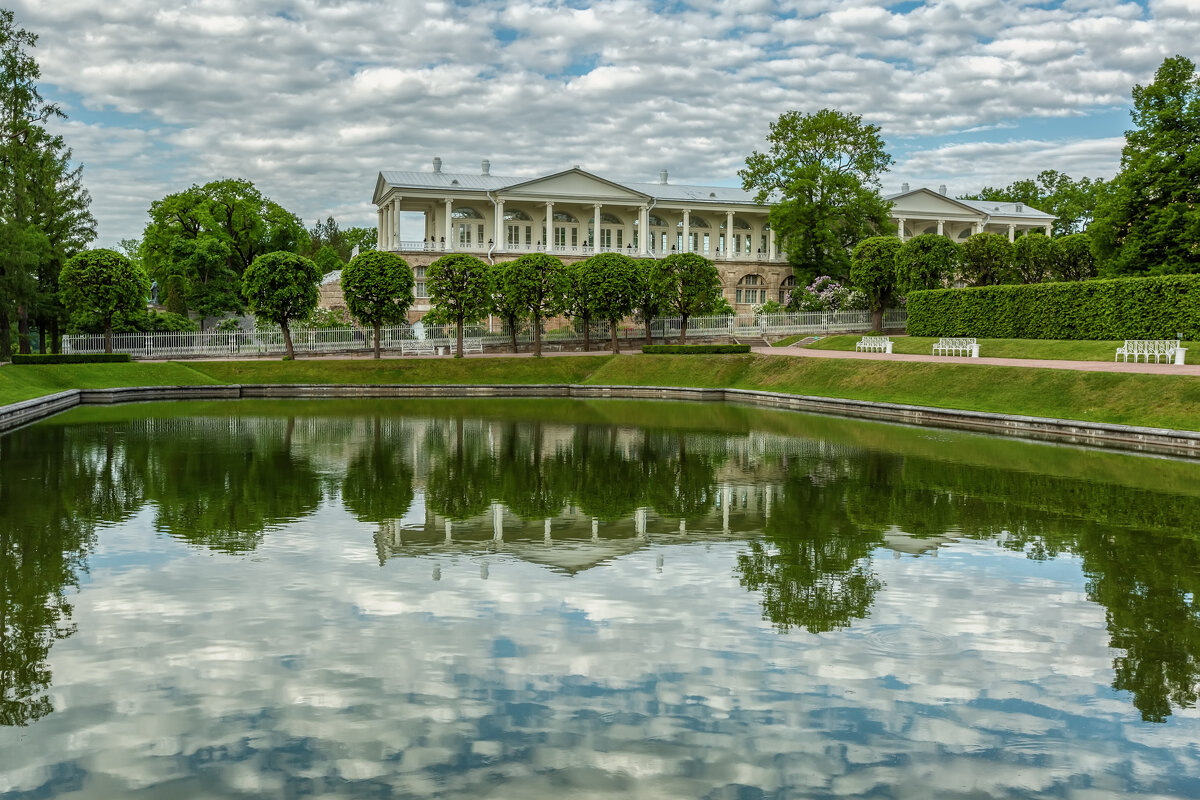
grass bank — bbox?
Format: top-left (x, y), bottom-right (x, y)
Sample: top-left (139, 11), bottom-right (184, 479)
top-left (807, 334), bottom-right (1199, 362)
top-left (2, 353), bottom-right (1199, 431)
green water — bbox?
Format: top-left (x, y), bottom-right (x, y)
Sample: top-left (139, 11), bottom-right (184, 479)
top-left (2, 398), bottom-right (1200, 798)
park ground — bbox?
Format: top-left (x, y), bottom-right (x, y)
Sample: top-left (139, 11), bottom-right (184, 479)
top-left (3, 343), bottom-right (1200, 432)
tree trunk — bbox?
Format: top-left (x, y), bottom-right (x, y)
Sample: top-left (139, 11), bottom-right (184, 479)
top-left (509, 316), bottom-right (519, 353)
top-left (645, 316), bottom-right (652, 345)
top-left (282, 318), bottom-right (295, 359)
top-left (38, 324), bottom-right (46, 355)
top-left (17, 306), bottom-right (31, 355)
top-left (533, 313), bottom-right (543, 357)
top-left (50, 319), bottom-right (61, 354)
top-left (582, 314), bottom-right (590, 352)
top-left (374, 321), bottom-right (382, 359)
top-left (679, 315), bottom-right (688, 344)
top-left (871, 308), bottom-right (883, 333)
top-left (0, 309), bottom-right (10, 359)
top-left (104, 317), bottom-right (114, 354)
top-left (456, 318), bottom-right (464, 358)
top-left (610, 318), bottom-right (621, 354)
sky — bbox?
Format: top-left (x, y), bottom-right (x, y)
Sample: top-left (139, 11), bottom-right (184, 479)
top-left (10, 0), bottom-right (1200, 248)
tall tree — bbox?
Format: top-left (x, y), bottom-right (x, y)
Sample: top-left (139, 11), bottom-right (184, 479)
top-left (499, 253), bottom-right (569, 357)
top-left (1091, 56), bottom-right (1200, 275)
top-left (961, 170), bottom-right (1106, 237)
top-left (740, 108), bottom-right (894, 282)
top-left (848, 236), bottom-right (901, 332)
top-left (240, 251), bottom-right (321, 359)
top-left (340, 250), bottom-right (415, 358)
top-left (59, 249), bottom-right (150, 353)
top-left (649, 253), bottom-right (723, 343)
top-left (426, 253), bottom-right (491, 358)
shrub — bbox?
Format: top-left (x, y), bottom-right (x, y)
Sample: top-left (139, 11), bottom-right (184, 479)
top-left (960, 232), bottom-right (1014, 286)
top-left (12, 353), bottom-right (132, 364)
top-left (642, 344), bottom-right (751, 354)
top-left (906, 273), bottom-right (1200, 339)
top-left (895, 234), bottom-right (959, 294)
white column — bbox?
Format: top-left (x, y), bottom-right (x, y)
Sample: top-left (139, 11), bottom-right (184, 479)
top-left (492, 502), bottom-right (503, 542)
top-left (682, 209), bottom-right (690, 253)
top-left (494, 199), bottom-right (505, 252)
top-left (545, 201), bottom-right (553, 248)
top-left (544, 518), bottom-right (552, 543)
top-left (638, 206), bottom-right (649, 255)
top-left (391, 198), bottom-right (401, 248)
top-left (722, 485), bottom-right (731, 534)
top-left (768, 227), bottom-right (776, 261)
top-left (974, 221), bottom-right (983, 235)
top-left (936, 218), bottom-right (944, 236)
top-left (591, 517), bottom-right (599, 542)
top-left (444, 198), bottom-right (453, 250)
top-left (377, 208), bottom-right (384, 249)
top-left (1045, 224), bottom-right (1053, 236)
top-left (1008, 223), bottom-right (1015, 243)
top-left (593, 203), bottom-right (602, 251)
top-left (898, 218), bottom-right (906, 241)
top-left (635, 507), bottom-right (647, 538)
top-left (725, 211), bottom-right (734, 260)
top-left (444, 520), bottom-right (452, 544)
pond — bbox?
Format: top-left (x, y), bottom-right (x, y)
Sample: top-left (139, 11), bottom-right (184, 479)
top-left (2, 398), bottom-right (1199, 798)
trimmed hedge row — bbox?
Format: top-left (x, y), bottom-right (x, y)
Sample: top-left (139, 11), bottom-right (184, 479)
top-left (906, 274), bottom-right (1200, 340)
top-left (11, 353), bottom-right (133, 364)
top-left (641, 344), bottom-right (751, 354)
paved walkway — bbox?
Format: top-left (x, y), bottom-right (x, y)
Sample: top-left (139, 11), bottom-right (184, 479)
top-left (749, 345), bottom-right (1200, 376)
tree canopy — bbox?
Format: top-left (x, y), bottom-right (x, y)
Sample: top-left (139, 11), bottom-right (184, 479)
top-left (240, 251), bottom-right (321, 359)
top-left (649, 253), bottom-right (723, 343)
top-left (848, 236), bottom-right (902, 331)
top-left (961, 170), bottom-right (1106, 237)
top-left (426, 253), bottom-right (491, 357)
top-left (59, 248), bottom-right (150, 353)
top-left (575, 252), bottom-right (640, 354)
top-left (340, 250), bottom-right (415, 358)
top-left (740, 108), bottom-right (894, 282)
top-left (1012, 231), bottom-right (1057, 284)
top-left (959, 232), bottom-right (1014, 286)
top-left (1090, 55), bottom-right (1200, 276)
top-left (895, 234), bottom-right (957, 295)
top-left (498, 253), bottom-right (569, 357)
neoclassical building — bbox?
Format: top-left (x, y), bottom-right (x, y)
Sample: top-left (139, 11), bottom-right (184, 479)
top-left (369, 160), bottom-right (1055, 316)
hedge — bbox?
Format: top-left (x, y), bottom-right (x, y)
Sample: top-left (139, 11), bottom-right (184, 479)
top-left (906, 274), bottom-right (1200, 340)
top-left (11, 353), bottom-right (133, 364)
top-left (642, 344), bottom-right (751, 354)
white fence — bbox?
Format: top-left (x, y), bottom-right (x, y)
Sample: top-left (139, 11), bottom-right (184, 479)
top-left (62, 310), bottom-right (906, 358)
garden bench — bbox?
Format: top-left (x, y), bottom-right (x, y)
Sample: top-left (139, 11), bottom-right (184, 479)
top-left (400, 339), bottom-right (435, 356)
top-left (855, 336), bottom-right (893, 354)
top-left (463, 337), bottom-right (483, 354)
top-left (1115, 339), bottom-right (1186, 364)
top-left (932, 337), bottom-right (979, 357)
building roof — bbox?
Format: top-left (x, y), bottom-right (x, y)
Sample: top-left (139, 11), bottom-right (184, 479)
top-left (884, 188), bottom-right (1054, 220)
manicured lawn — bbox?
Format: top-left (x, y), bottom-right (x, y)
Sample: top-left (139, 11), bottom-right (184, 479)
top-left (771, 334), bottom-right (808, 347)
top-left (807, 334), bottom-right (1199, 362)
top-left (3, 352), bottom-right (1200, 431)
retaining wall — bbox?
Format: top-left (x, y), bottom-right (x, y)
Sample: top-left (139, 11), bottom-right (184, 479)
top-left (3, 383), bottom-right (1199, 458)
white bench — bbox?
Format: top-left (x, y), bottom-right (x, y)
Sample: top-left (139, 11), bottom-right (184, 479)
top-left (400, 339), bottom-right (435, 356)
top-left (856, 336), bottom-right (893, 353)
top-left (932, 337), bottom-right (979, 357)
top-left (1116, 339), bottom-right (1186, 364)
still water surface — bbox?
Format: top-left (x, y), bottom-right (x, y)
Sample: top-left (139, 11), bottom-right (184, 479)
top-left (2, 398), bottom-right (1200, 798)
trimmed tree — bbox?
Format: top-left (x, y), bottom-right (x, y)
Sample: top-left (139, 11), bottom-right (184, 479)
top-left (959, 232), bottom-right (1014, 286)
top-left (426, 253), bottom-right (491, 357)
top-left (241, 251), bottom-right (321, 359)
top-left (649, 253), bottom-right (723, 343)
top-left (59, 248), bottom-right (150, 353)
top-left (490, 264), bottom-right (527, 353)
top-left (633, 258), bottom-right (660, 344)
top-left (340, 250), bottom-right (415, 358)
top-left (895, 234), bottom-right (958, 295)
top-left (849, 236), bottom-right (902, 332)
top-left (566, 259), bottom-right (598, 351)
top-left (500, 253), bottom-right (569, 357)
top-left (1053, 232), bottom-right (1097, 281)
top-left (1012, 231), bottom-right (1057, 284)
top-left (577, 252), bottom-right (639, 354)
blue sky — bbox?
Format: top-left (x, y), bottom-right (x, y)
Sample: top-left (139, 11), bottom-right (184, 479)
top-left (10, 0), bottom-right (1197, 246)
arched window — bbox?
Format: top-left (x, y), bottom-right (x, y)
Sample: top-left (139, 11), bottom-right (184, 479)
top-left (778, 275), bottom-right (797, 304)
top-left (736, 274), bottom-right (767, 305)
top-left (921, 225), bottom-right (937, 235)
top-left (678, 215), bottom-right (710, 228)
top-left (552, 211), bottom-right (578, 223)
top-left (647, 214), bottom-right (669, 227)
top-left (718, 216), bottom-right (754, 230)
top-left (958, 228), bottom-right (972, 240)
top-left (590, 212), bottom-right (623, 225)
top-left (504, 209), bottom-right (532, 221)
top-left (451, 206), bottom-right (483, 219)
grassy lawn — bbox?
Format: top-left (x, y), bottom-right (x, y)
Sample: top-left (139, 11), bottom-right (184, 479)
top-left (3, 352), bottom-right (1199, 431)
top-left (771, 334), bottom-right (808, 347)
top-left (807, 334), bottom-right (1199, 362)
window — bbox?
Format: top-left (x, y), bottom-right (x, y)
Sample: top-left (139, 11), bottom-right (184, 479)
top-left (778, 275), bottom-right (797, 304)
top-left (648, 214), bottom-right (669, 228)
top-left (552, 211), bottom-right (578, 223)
top-left (451, 207), bottom-right (483, 219)
top-left (678, 215), bottom-right (710, 228)
top-left (504, 209), bottom-right (532, 221)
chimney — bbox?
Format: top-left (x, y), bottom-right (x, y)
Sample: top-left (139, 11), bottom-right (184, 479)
top-left (901, 182), bottom-right (910, 193)
top-left (432, 157), bottom-right (442, 173)
top-left (659, 169), bottom-right (668, 184)
top-left (481, 159), bottom-right (490, 176)
top-left (938, 184), bottom-right (947, 196)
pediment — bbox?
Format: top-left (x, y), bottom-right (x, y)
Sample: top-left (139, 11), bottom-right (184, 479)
top-left (890, 188), bottom-right (983, 218)
top-left (501, 169), bottom-right (649, 203)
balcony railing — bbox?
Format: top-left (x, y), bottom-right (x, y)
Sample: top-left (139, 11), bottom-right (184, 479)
top-left (390, 240), bottom-right (787, 262)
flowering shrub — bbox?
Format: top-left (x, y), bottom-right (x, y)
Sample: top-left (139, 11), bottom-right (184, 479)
top-left (787, 276), bottom-right (869, 312)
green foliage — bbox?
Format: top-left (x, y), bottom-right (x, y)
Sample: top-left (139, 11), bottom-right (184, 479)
top-left (849, 236), bottom-right (901, 316)
top-left (757, 299), bottom-right (785, 315)
top-left (59, 249), bottom-right (150, 352)
top-left (341, 250), bottom-right (414, 356)
top-left (642, 344), bottom-right (751, 354)
top-left (215, 318), bottom-right (241, 333)
top-left (907, 274), bottom-right (1200, 339)
top-left (1011, 231), bottom-right (1058, 284)
top-left (959, 232), bottom-right (1014, 286)
top-left (240, 252), bottom-right (320, 359)
top-left (11, 353), bottom-right (130, 364)
top-left (961, 170), bottom-right (1106, 236)
top-left (302, 307), bottom-right (353, 329)
top-left (343, 226), bottom-right (378, 256)
top-left (498, 253), bottom-right (570, 356)
top-left (895, 234), bottom-right (958, 294)
top-left (1091, 56), bottom-right (1200, 276)
top-left (574, 252), bottom-right (639, 352)
top-left (312, 245), bottom-right (343, 275)
top-left (1053, 233), bottom-right (1098, 281)
top-left (427, 253), bottom-right (491, 357)
top-left (740, 108), bottom-right (894, 280)
top-left (650, 253), bottom-right (723, 342)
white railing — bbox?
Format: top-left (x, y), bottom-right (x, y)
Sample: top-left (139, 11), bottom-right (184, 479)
top-left (385, 240), bottom-right (789, 263)
top-left (62, 311), bottom-right (906, 357)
